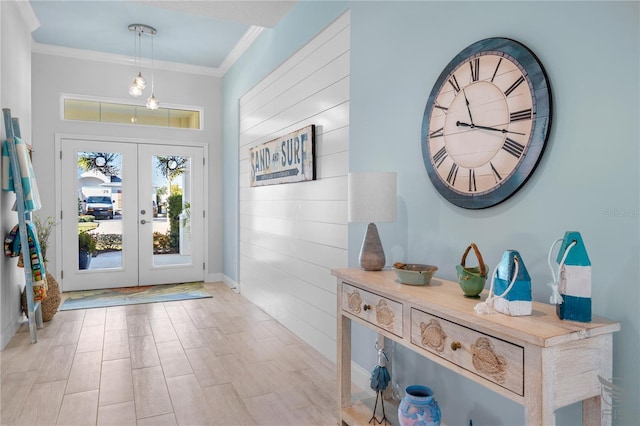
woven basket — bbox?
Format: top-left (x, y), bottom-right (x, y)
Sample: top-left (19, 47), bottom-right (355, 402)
top-left (21, 271), bottom-right (61, 322)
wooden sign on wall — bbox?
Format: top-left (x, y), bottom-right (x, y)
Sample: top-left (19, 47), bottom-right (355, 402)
top-left (249, 125), bottom-right (315, 187)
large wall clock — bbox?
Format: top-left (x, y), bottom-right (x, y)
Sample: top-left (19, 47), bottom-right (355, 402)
top-left (421, 37), bottom-right (552, 209)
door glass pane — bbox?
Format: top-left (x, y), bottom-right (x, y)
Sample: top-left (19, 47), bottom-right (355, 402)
top-left (77, 151), bottom-right (123, 270)
top-left (151, 155), bottom-right (192, 267)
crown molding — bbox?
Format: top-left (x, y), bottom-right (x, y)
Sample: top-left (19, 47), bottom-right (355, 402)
top-left (218, 26), bottom-right (265, 75)
top-left (31, 42), bottom-right (222, 77)
top-left (31, 24), bottom-right (265, 78)
top-left (16, 0), bottom-right (41, 32)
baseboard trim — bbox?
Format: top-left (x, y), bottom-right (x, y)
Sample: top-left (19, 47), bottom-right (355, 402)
top-left (352, 361), bottom-right (376, 398)
top-left (205, 272), bottom-right (223, 284)
top-left (221, 275), bottom-right (240, 293)
top-left (1, 314), bottom-right (23, 350)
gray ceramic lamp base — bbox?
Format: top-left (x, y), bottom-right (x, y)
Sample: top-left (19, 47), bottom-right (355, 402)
top-left (359, 223), bottom-right (386, 271)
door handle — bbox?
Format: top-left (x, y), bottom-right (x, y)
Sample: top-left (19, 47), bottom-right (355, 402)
top-left (140, 219), bottom-right (148, 225)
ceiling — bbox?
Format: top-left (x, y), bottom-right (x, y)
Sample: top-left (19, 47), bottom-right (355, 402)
top-left (29, 1), bottom-right (297, 73)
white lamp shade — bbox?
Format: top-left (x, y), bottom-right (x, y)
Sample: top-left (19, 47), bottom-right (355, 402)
top-left (348, 172), bottom-right (397, 223)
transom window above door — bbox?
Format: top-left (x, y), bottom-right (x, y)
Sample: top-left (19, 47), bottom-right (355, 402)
top-left (62, 95), bottom-right (201, 129)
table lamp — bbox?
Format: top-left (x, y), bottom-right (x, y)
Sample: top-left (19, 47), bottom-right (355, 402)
top-left (348, 172), bottom-right (397, 271)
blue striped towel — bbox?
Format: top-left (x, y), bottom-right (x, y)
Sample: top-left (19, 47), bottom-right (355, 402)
top-left (2, 137), bottom-right (42, 212)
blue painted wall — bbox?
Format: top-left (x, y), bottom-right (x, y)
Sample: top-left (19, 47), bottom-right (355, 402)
top-left (221, 0), bottom-right (349, 280)
top-left (223, 1), bottom-right (639, 424)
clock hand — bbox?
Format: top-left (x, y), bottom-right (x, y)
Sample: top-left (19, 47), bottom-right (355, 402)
top-left (456, 121), bottom-right (526, 136)
top-left (463, 89), bottom-right (474, 125)
top-left (474, 124), bottom-right (526, 136)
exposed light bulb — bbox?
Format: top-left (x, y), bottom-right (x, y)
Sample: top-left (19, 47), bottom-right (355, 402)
top-left (128, 24), bottom-right (158, 103)
top-left (133, 72), bottom-right (146, 90)
top-left (146, 93), bottom-right (159, 110)
top-left (128, 82), bottom-right (143, 97)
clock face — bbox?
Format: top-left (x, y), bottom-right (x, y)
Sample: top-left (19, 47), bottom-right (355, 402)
top-left (422, 38), bottom-right (551, 209)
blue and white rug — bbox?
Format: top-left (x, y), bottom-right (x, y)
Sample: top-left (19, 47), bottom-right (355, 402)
top-left (59, 282), bottom-right (211, 310)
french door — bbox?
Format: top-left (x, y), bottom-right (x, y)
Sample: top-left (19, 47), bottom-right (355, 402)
top-left (59, 138), bottom-right (204, 291)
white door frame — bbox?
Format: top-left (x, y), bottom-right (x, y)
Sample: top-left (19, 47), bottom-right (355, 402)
top-left (54, 133), bottom-right (209, 291)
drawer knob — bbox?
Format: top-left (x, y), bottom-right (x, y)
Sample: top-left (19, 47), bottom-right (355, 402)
top-left (363, 304), bottom-right (372, 311)
top-left (451, 341), bottom-right (462, 351)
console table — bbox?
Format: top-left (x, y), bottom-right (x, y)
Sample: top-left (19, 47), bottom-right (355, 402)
top-left (333, 268), bottom-right (620, 426)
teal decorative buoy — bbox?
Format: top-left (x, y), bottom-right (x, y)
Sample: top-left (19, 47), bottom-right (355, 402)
top-left (475, 250), bottom-right (532, 316)
top-left (493, 250), bottom-right (532, 316)
top-left (548, 232), bottom-right (592, 322)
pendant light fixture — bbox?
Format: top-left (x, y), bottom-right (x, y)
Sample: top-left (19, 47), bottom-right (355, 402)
top-left (145, 27), bottom-right (159, 110)
top-left (127, 24), bottom-right (158, 110)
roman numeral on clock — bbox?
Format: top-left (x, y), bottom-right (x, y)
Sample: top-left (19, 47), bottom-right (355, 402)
top-left (434, 102), bottom-right (448, 112)
top-left (430, 127), bottom-right (444, 138)
top-left (491, 58), bottom-right (502, 83)
top-left (448, 75), bottom-right (461, 93)
top-left (432, 146), bottom-right (448, 167)
top-left (469, 58), bottom-right (479, 82)
top-left (510, 108), bottom-right (532, 122)
top-left (490, 162), bottom-right (502, 182)
top-left (504, 75), bottom-right (525, 97)
top-left (468, 168), bottom-right (477, 192)
top-left (503, 138), bottom-right (525, 158)
top-left (447, 163), bottom-right (459, 185)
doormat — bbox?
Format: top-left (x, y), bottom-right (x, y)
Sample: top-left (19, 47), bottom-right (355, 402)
top-left (59, 282), bottom-right (211, 311)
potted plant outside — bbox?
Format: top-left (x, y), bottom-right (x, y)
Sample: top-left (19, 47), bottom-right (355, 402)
top-left (78, 231), bottom-right (97, 270)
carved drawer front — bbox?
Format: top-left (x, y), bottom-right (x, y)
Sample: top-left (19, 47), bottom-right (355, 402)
top-left (410, 308), bottom-right (524, 395)
top-left (342, 283), bottom-right (402, 337)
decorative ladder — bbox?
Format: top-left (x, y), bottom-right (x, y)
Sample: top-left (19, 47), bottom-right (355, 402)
top-left (3, 108), bottom-right (43, 343)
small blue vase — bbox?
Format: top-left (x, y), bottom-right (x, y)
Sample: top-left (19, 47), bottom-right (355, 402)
top-left (398, 385), bottom-right (441, 426)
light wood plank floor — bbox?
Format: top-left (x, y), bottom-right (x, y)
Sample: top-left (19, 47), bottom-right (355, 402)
top-left (0, 282), bottom-right (339, 426)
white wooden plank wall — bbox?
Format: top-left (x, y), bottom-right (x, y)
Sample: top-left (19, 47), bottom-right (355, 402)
top-left (238, 12), bottom-right (350, 362)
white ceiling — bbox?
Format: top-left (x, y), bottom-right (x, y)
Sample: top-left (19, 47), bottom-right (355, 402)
top-left (29, 1), bottom-right (297, 73)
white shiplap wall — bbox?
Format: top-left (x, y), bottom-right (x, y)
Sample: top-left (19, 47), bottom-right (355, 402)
top-left (238, 12), bottom-right (350, 362)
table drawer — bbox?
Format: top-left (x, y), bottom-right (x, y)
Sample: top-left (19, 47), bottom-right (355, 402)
top-left (342, 283), bottom-right (402, 336)
top-left (411, 308), bottom-right (524, 395)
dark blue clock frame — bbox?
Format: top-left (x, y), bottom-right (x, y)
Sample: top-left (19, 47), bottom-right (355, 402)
top-left (421, 37), bottom-right (552, 209)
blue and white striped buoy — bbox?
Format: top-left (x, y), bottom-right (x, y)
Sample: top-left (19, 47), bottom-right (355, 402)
top-left (555, 232), bottom-right (592, 322)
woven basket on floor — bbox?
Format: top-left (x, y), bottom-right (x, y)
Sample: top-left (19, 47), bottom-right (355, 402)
top-left (21, 271), bottom-right (61, 322)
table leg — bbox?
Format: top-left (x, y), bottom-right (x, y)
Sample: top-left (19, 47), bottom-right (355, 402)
top-left (524, 346), bottom-right (556, 425)
top-left (338, 314), bottom-right (352, 412)
top-left (583, 395), bottom-right (607, 426)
